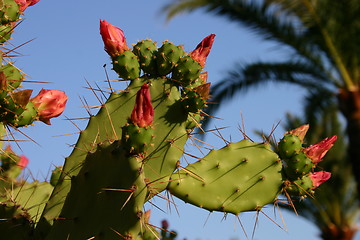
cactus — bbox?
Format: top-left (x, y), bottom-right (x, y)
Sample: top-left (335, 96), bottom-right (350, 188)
top-left (0, 6), bottom-right (338, 240)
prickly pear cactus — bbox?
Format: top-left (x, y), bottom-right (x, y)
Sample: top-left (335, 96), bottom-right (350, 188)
top-left (0, 10), bottom-right (337, 240)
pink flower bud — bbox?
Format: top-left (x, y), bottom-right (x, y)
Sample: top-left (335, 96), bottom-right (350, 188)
top-left (303, 135), bottom-right (337, 164)
top-left (14, 0), bottom-right (40, 12)
top-left (100, 20), bottom-right (130, 58)
top-left (130, 83), bottom-right (154, 127)
top-left (31, 89), bottom-right (68, 125)
top-left (309, 171), bottom-right (331, 188)
top-left (190, 34), bottom-right (215, 67)
top-left (287, 124), bottom-right (309, 141)
top-left (17, 155), bottom-right (29, 169)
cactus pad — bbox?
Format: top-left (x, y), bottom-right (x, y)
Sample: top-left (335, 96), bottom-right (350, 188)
top-left (168, 140), bottom-right (283, 214)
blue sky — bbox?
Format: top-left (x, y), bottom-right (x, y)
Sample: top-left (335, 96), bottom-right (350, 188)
top-left (5, 0), bottom-right (350, 239)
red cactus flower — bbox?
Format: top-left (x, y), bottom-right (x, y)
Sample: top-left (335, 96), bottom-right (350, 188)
top-left (309, 171), bottom-right (331, 188)
top-left (190, 34), bottom-right (215, 67)
top-left (304, 135), bottom-right (337, 164)
top-left (17, 155), bottom-right (29, 169)
top-left (31, 89), bottom-right (68, 125)
top-left (130, 83), bottom-right (154, 127)
top-left (100, 20), bottom-right (130, 58)
top-left (287, 124), bottom-right (309, 141)
top-left (14, 0), bottom-right (40, 12)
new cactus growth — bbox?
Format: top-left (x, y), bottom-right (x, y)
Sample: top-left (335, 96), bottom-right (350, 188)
top-left (0, 7), bottom-right (337, 240)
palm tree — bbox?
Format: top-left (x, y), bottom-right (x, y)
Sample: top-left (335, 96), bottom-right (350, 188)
top-left (162, 0), bottom-right (360, 196)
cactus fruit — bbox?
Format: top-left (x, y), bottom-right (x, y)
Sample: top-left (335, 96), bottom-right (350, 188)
top-left (112, 50), bottom-right (141, 80)
top-left (0, 63), bottom-right (23, 90)
top-left (133, 39), bottom-right (158, 75)
top-left (156, 41), bottom-right (184, 76)
top-left (0, 0), bottom-right (20, 24)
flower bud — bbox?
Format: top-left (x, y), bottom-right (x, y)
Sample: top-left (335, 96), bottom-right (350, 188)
top-left (17, 155), bottom-right (29, 168)
top-left (130, 83), bottom-right (154, 127)
top-left (287, 124), bottom-right (309, 142)
top-left (309, 171), bottom-right (331, 188)
top-left (100, 20), bottom-right (130, 58)
top-left (190, 34), bottom-right (215, 67)
top-left (31, 89), bottom-right (68, 125)
top-left (303, 135), bottom-right (337, 164)
top-left (14, 0), bottom-right (40, 12)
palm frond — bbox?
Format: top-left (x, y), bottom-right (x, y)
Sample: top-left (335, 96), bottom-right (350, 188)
top-left (162, 0), bottom-right (209, 21)
top-left (204, 61), bottom-right (333, 124)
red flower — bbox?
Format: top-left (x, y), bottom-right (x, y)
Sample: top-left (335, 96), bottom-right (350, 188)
top-left (303, 135), bottom-right (337, 164)
top-left (287, 124), bottom-right (309, 141)
top-left (14, 0), bottom-right (40, 12)
top-left (31, 89), bottom-right (68, 125)
top-left (309, 171), bottom-right (331, 188)
top-left (100, 20), bottom-right (130, 58)
top-left (130, 83), bottom-right (154, 127)
top-left (190, 34), bottom-right (215, 67)
top-left (17, 155), bottom-right (29, 169)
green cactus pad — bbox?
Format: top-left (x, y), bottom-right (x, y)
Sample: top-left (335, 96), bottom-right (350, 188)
top-left (168, 140), bottom-right (282, 214)
top-left (284, 175), bottom-right (314, 196)
top-left (185, 112), bottom-right (203, 129)
top-left (50, 166), bottom-right (63, 187)
top-left (112, 50), bottom-right (141, 80)
top-left (121, 123), bottom-right (154, 154)
top-left (37, 77), bottom-right (189, 234)
top-left (0, 89), bottom-right (32, 123)
top-left (133, 39), bottom-right (158, 75)
top-left (278, 134), bottom-right (303, 159)
top-left (284, 151), bottom-right (314, 180)
top-left (2, 181), bottom-right (54, 224)
top-left (0, 203), bottom-right (33, 240)
top-left (9, 101), bottom-right (37, 127)
top-left (0, 23), bottom-right (13, 43)
top-left (0, 0), bottom-right (20, 24)
top-left (0, 63), bottom-right (23, 91)
top-left (181, 90), bottom-right (206, 113)
top-left (172, 56), bottom-right (202, 86)
top-left (45, 141), bottom-right (147, 240)
top-left (156, 41), bottom-right (184, 76)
